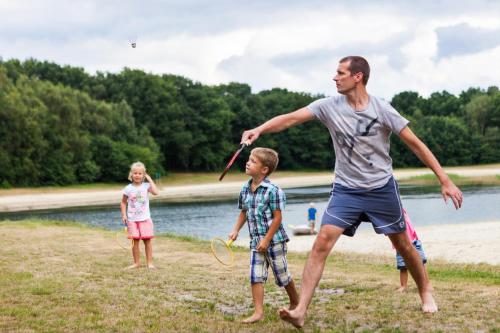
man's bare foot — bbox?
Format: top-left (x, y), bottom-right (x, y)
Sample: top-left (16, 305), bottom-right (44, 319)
top-left (421, 291), bottom-right (438, 313)
top-left (242, 312), bottom-right (263, 323)
top-left (124, 264), bottom-right (140, 270)
top-left (289, 302), bottom-right (298, 310)
top-left (147, 264), bottom-right (156, 269)
top-left (397, 286), bottom-right (407, 293)
top-left (279, 308), bottom-right (305, 329)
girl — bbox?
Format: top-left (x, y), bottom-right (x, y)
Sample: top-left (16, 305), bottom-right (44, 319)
top-left (120, 161), bottom-right (159, 269)
top-left (395, 209), bottom-right (428, 292)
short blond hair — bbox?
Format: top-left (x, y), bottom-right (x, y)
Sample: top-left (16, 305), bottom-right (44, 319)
top-left (251, 147), bottom-right (279, 175)
top-left (128, 161), bottom-right (146, 181)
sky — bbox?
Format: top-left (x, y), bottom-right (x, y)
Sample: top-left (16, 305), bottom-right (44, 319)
top-left (1, 0), bottom-right (500, 99)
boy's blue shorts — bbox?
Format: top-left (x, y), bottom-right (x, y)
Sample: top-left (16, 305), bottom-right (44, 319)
top-left (321, 177), bottom-right (406, 236)
top-left (396, 239), bottom-right (427, 269)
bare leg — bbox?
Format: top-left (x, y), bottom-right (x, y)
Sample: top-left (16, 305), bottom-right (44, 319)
top-left (397, 268), bottom-right (408, 292)
top-left (144, 239), bottom-right (155, 269)
top-left (388, 233), bottom-right (437, 313)
top-left (125, 239), bottom-right (141, 269)
top-left (279, 224), bottom-right (344, 328)
top-left (284, 279), bottom-right (299, 310)
top-left (242, 283), bottom-right (264, 323)
top-left (423, 264), bottom-right (429, 282)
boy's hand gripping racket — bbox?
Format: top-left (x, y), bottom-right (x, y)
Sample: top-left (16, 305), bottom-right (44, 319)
top-left (116, 226), bottom-right (133, 250)
top-left (218, 142), bottom-right (249, 181)
top-left (211, 238), bottom-right (235, 266)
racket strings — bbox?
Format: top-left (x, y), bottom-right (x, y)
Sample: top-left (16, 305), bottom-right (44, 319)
top-left (212, 239), bottom-right (233, 265)
top-left (116, 227), bottom-right (132, 250)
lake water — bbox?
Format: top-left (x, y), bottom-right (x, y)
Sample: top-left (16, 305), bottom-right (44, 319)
top-left (1, 185), bottom-right (499, 241)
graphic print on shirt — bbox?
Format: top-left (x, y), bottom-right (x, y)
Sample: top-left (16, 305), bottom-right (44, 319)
top-left (129, 189), bottom-right (146, 218)
top-left (336, 115), bottom-right (379, 166)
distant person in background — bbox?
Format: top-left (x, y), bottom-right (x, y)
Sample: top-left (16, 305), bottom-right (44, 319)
top-left (120, 161), bottom-right (159, 270)
top-left (307, 202), bottom-right (317, 234)
top-left (396, 209), bottom-right (428, 292)
top-left (240, 55), bottom-right (463, 328)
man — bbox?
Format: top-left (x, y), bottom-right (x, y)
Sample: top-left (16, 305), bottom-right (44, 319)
top-left (240, 56), bottom-right (463, 328)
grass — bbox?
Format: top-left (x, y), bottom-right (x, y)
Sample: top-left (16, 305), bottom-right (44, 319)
top-left (1, 220), bottom-right (499, 332)
top-left (398, 173), bottom-right (500, 186)
top-left (2, 164), bottom-right (500, 196)
top-left (159, 170), bottom-right (332, 186)
top-left (0, 170), bottom-right (331, 196)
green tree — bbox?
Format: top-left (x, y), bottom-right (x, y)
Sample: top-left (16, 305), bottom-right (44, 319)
top-left (0, 69), bottom-right (46, 185)
top-left (257, 88), bottom-right (332, 169)
top-left (464, 95), bottom-right (494, 136)
top-left (391, 91), bottom-right (427, 118)
top-left (426, 91), bottom-right (461, 117)
top-left (413, 116), bottom-right (476, 166)
top-left (0, 64), bottom-right (162, 186)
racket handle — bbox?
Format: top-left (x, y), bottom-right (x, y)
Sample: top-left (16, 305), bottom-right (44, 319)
top-left (226, 239), bottom-right (234, 247)
top-left (235, 143), bottom-right (246, 150)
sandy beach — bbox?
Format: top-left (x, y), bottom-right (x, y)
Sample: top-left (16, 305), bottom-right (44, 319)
top-left (235, 221), bottom-right (500, 265)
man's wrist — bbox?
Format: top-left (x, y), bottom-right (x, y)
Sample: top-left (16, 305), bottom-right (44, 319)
top-left (438, 173), bottom-right (451, 186)
top-left (254, 126), bottom-right (264, 136)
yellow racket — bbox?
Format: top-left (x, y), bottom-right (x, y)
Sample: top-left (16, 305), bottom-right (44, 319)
top-left (116, 226), bottom-right (133, 250)
top-left (211, 238), bottom-right (235, 266)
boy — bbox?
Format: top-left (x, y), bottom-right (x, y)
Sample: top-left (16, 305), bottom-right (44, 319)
top-left (307, 202), bottom-right (317, 234)
top-left (229, 147), bottom-right (299, 323)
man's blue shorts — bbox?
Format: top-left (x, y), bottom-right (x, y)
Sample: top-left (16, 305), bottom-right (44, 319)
top-left (321, 177), bottom-right (406, 236)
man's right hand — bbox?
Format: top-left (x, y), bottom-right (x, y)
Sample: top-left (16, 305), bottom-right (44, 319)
top-left (241, 128), bottom-right (260, 145)
top-left (122, 216), bottom-right (128, 225)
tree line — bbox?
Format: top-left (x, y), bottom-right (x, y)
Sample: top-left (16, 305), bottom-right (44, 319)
top-left (1, 58), bottom-right (499, 187)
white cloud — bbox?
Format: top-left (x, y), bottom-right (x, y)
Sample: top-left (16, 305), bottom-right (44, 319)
top-left (435, 23), bottom-right (500, 59)
top-left (1, 0), bottom-right (499, 99)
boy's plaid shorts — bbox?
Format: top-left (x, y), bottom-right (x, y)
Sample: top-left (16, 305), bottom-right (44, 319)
top-left (250, 242), bottom-right (291, 287)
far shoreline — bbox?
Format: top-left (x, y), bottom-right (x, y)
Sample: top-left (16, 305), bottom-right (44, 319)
top-left (0, 164), bottom-right (499, 213)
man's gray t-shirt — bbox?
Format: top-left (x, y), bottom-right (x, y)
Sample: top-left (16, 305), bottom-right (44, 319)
top-left (308, 95), bottom-right (409, 189)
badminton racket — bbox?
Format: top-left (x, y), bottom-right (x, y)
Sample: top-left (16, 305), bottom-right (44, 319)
top-left (211, 237), bottom-right (235, 266)
top-left (116, 226), bottom-right (133, 250)
top-left (219, 142), bottom-right (249, 181)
